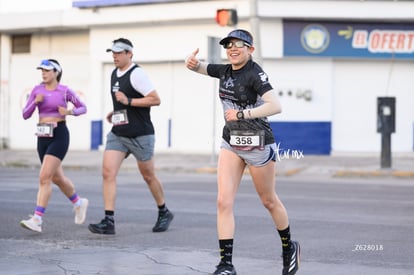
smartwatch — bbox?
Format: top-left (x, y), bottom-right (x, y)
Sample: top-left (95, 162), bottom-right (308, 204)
top-left (127, 98), bottom-right (132, 106)
top-left (236, 110), bottom-right (244, 120)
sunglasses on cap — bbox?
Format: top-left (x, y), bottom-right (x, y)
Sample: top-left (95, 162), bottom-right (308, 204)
top-left (223, 40), bottom-right (251, 49)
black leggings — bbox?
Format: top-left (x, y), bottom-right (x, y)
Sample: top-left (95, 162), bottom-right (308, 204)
top-left (37, 121), bottom-right (70, 163)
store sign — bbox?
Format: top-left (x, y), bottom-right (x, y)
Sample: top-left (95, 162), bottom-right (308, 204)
top-left (283, 20), bottom-right (414, 59)
top-left (72, 0), bottom-right (185, 8)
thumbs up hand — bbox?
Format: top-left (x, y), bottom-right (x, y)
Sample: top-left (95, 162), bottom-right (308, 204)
top-left (185, 48), bottom-right (200, 71)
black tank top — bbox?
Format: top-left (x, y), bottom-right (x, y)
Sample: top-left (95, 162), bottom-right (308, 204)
top-left (110, 65), bottom-right (155, 138)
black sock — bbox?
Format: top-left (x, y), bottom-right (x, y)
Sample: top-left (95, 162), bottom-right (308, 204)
top-left (158, 204), bottom-right (168, 213)
top-left (278, 226), bottom-right (292, 253)
top-left (219, 239), bottom-right (233, 266)
top-left (105, 210), bottom-right (114, 221)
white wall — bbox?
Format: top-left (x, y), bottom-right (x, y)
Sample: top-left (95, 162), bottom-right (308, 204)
top-left (332, 60), bottom-right (414, 153)
top-left (264, 59), bottom-right (334, 122)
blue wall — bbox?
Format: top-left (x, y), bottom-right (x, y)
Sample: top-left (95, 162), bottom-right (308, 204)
top-left (270, 121), bottom-right (332, 155)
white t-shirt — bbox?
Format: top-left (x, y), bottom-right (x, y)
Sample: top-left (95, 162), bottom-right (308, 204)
top-left (116, 63), bottom-right (155, 96)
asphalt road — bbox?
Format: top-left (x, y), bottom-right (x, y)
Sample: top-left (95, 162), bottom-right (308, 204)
top-left (0, 167), bottom-right (413, 275)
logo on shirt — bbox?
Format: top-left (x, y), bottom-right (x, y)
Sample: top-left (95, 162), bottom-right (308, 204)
top-left (224, 77), bottom-right (235, 89)
top-left (112, 81), bottom-right (120, 93)
top-left (258, 72), bottom-right (269, 83)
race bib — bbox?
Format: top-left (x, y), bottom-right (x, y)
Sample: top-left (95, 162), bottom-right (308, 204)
top-left (35, 123), bottom-right (56, 137)
top-left (229, 130), bottom-right (265, 151)
top-left (112, 109), bottom-right (129, 125)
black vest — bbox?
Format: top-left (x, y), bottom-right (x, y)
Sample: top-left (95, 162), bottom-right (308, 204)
top-left (110, 65), bottom-right (155, 138)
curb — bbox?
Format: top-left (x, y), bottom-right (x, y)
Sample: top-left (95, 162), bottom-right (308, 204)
top-left (334, 170), bottom-right (414, 178)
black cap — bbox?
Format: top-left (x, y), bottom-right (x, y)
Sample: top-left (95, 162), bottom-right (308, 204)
top-left (219, 29), bottom-right (253, 46)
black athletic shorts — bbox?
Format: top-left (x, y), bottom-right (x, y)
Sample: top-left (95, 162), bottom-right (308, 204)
top-left (37, 121), bottom-right (69, 163)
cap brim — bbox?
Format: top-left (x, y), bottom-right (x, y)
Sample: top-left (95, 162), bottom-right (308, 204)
top-left (36, 64), bottom-right (54, 70)
top-left (219, 36), bottom-right (251, 46)
top-left (106, 44), bottom-right (132, 53)
top-left (219, 37), bottom-right (232, 45)
top-left (106, 48), bottom-right (124, 53)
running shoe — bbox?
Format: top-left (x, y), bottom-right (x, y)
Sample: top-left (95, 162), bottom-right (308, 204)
top-left (88, 218), bottom-right (115, 235)
top-left (20, 216), bottom-right (42, 233)
top-left (74, 198), bottom-right (89, 224)
top-left (282, 240), bottom-right (300, 275)
top-left (213, 262), bottom-right (237, 275)
top-left (152, 210), bottom-right (174, 232)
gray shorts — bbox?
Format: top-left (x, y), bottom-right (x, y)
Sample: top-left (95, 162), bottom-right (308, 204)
top-left (221, 139), bottom-right (276, 167)
top-left (105, 131), bottom-right (155, 161)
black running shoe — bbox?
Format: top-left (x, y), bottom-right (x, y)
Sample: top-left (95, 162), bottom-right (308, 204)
top-left (282, 240), bottom-right (300, 275)
top-left (152, 210), bottom-right (174, 232)
top-left (213, 262), bottom-right (237, 275)
top-left (88, 218), bottom-right (115, 235)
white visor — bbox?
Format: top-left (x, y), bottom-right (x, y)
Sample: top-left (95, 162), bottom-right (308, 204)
top-left (36, 60), bottom-right (62, 72)
top-left (106, 42), bottom-right (133, 53)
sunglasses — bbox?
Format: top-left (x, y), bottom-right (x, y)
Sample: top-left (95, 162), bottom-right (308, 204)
top-left (223, 40), bottom-right (251, 49)
top-left (40, 59), bottom-right (52, 66)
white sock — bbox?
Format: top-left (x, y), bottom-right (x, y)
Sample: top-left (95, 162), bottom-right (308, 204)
top-left (74, 199), bottom-right (82, 207)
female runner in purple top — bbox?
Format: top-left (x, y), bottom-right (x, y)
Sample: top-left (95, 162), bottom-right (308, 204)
top-left (20, 59), bottom-right (89, 233)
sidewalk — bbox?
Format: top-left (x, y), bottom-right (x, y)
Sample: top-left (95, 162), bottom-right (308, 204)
top-left (1, 149), bottom-right (413, 179)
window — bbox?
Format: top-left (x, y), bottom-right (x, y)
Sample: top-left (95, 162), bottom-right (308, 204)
top-left (12, 34), bottom-right (31, 53)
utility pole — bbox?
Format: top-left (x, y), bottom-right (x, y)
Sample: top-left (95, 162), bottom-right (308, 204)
top-left (208, 36), bottom-right (221, 164)
top-left (250, 0), bottom-right (262, 65)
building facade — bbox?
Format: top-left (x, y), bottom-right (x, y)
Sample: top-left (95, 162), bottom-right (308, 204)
top-left (1, 0), bottom-right (413, 155)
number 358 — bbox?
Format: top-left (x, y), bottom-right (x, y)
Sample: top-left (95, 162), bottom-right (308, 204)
top-left (234, 136), bottom-right (253, 145)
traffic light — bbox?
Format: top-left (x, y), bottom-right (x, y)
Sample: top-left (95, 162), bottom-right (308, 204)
top-left (216, 9), bottom-right (238, 27)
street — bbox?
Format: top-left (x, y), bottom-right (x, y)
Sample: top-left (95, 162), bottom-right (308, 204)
top-left (0, 166), bottom-right (413, 275)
